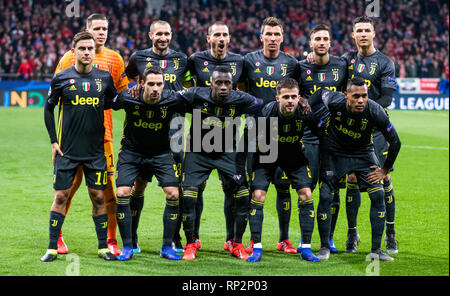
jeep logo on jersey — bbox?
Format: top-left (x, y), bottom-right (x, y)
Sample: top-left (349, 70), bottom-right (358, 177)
top-left (82, 82), bottom-right (90, 92)
top-left (160, 60), bottom-right (167, 69)
top-left (267, 66), bottom-right (275, 75)
top-left (357, 64), bottom-right (365, 73)
top-left (318, 73), bottom-right (325, 82)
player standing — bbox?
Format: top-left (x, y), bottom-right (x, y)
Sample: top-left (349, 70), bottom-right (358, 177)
top-left (125, 20), bottom-right (189, 253)
top-left (309, 76), bottom-right (401, 261)
top-left (41, 32), bottom-right (118, 262)
top-left (186, 21), bottom-right (245, 252)
top-left (243, 17), bottom-right (300, 254)
top-left (342, 16), bottom-right (398, 254)
top-left (247, 78), bottom-right (321, 262)
top-left (298, 24), bottom-right (347, 257)
top-left (54, 13), bottom-right (129, 257)
top-left (112, 67), bottom-right (187, 261)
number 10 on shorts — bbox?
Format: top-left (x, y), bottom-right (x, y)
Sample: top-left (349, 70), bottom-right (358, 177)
top-left (95, 171), bottom-right (107, 185)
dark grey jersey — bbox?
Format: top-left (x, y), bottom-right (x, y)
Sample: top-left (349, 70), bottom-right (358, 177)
top-left (309, 89), bottom-right (401, 170)
top-left (342, 50), bottom-right (397, 105)
top-left (112, 90), bottom-right (187, 156)
top-left (126, 48), bottom-right (188, 91)
top-left (243, 50), bottom-right (299, 105)
top-left (299, 55), bottom-right (348, 144)
top-left (44, 66), bottom-right (117, 160)
top-left (187, 50), bottom-right (244, 88)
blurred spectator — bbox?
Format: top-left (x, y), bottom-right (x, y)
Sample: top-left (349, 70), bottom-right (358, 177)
top-left (0, 0), bottom-right (448, 80)
top-left (438, 73), bottom-right (449, 95)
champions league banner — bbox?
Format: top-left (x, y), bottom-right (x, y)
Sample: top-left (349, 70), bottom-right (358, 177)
top-left (388, 94), bottom-right (449, 111)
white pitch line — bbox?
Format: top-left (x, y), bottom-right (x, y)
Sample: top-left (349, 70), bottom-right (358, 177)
top-left (402, 145), bottom-right (449, 150)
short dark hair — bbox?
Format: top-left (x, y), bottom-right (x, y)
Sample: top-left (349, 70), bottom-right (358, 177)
top-left (352, 16), bottom-right (375, 30)
top-left (276, 78), bottom-right (299, 95)
top-left (208, 21), bottom-right (228, 35)
top-left (150, 20), bottom-right (171, 32)
top-left (72, 31), bottom-right (95, 48)
top-left (86, 13), bottom-right (108, 29)
top-left (143, 66), bottom-right (164, 81)
top-left (309, 24), bottom-right (332, 39)
top-left (261, 17), bottom-right (284, 35)
top-left (212, 65), bottom-right (232, 76)
top-left (346, 76), bottom-right (367, 90)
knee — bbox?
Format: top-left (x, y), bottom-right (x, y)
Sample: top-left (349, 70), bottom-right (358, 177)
top-left (117, 186), bottom-right (131, 197)
top-left (165, 187), bottom-right (179, 200)
top-left (297, 187), bottom-right (312, 201)
top-left (54, 190), bottom-right (69, 205)
top-left (252, 190), bottom-right (266, 203)
top-left (347, 173), bottom-right (357, 183)
top-left (89, 191), bottom-right (105, 207)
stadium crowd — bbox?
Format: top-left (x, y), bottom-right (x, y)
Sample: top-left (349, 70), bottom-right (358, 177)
top-left (0, 0), bottom-right (448, 81)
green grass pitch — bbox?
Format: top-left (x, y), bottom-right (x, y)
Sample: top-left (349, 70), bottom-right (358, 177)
top-left (0, 108), bottom-right (448, 276)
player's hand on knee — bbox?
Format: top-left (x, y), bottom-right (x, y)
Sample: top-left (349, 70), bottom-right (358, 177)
top-left (366, 165), bottom-right (388, 184)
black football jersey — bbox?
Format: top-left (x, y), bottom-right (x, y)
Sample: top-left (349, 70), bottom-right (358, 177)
top-left (342, 50), bottom-right (397, 105)
top-left (309, 89), bottom-right (401, 170)
top-left (45, 66), bottom-right (117, 160)
top-left (298, 55), bottom-right (347, 144)
top-left (126, 48), bottom-right (188, 91)
top-left (187, 50), bottom-right (244, 88)
top-left (243, 50), bottom-right (299, 105)
top-left (112, 90), bottom-right (187, 156)
top-left (177, 87), bottom-right (263, 154)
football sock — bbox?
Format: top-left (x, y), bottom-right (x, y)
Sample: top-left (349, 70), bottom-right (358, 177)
top-left (163, 198), bottom-right (180, 246)
top-left (298, 199), bottom-right (315, 245)
top-left (130, 189), bottom-right (144, 243)
top-left (275, 185), bottom-right (291, 242)
top-left (193, 182), bottom-right (205, 239)
top-left (182, 187), bottom-right (198, 244)
top-left (173, 185), bottom-right (183, 242)
top-left (248, 199), bottom-right (264, 244)
top-left (317, 183), bottom-right (333, 248)
top-left (346, 182), bottom-right (361, 229)
top-left (116, 196), bottom-right (132, 247)
top-left (383, 179), bottom-right (395, 234)
top-left (368, 186), bottom-right (386, 251)
top-left (48, 211), bottom-right (65, 250)
top-left (233, 187), bottom-right (250, 244)
top-left (93, 214), bottom-right (108, 249)
top-left (330, 190), bottom-right (341, 238)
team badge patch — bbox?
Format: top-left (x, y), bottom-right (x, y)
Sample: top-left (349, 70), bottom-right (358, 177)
top-left (82, 82), bottom-right (90, 92)
top-left (160, 60), bottom-right (167, 69)
top-left (347, 118), bottom-right (355, 126)
top-left (357, 64), bottom-right (365, 73)
top-left (267, 66), bottom-right (274, 76)
top-left (283, 124), bottom-right (291, 133)
top-left (318, 73), bottom-right (325, 81)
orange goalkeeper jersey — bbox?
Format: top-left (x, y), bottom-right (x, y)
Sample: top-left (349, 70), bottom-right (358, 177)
top-left (54, 47), bottom-right (129, 142)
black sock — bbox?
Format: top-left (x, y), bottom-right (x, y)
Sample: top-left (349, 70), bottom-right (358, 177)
top-left (275, 185), bottom-right (291, 242)
top-left (330, 190), bottom-right (340, 239)
top-left (368, 186), bottom-right (386, 251)
top-left (233, 187), bottom-right (250, 243)
top-left (48, 211), bottom-right (65, 250)
top-left (130, 190), bottom-right (144, 247)
top-left (194, 182), bottom-right (205, 239)
top-left (182, 188), bottom-right (198, 244)
top-left (317, 184), bottom-right (333, 248)
top-left (173, 185), bottom-right (183, 243)
top-left (224, 191), bottom-right (235, 241)
top-left (383, 179), bottom-right (395, 234)
top-left (116, 196), bottom-right (132, 247)
top-left (93, 213), bottom-right (108, 249)
top-left (248, 199), bottom-right (264, 244)
top-left (163, 199), bottom-right (180, 246)
top-left (346, 182), bottom-right (361, 229)
top-left (298, 199), bottom-right (315, 245)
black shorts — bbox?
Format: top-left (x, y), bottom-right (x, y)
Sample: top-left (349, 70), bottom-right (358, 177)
top-left (53, 155), bottom-right (107, 190)
top-left (182, 152), bottom-right (245, 189)
top-left (304, 142), bottom-right (320, 190)
top-left (116, 149), bottom-right (179, 188)
top-left (251, 159), bottom-right (312, 192)
top-left (373, 129), bottom-right (393, 171)
top-left (320, 151), bottom-right (380, 192)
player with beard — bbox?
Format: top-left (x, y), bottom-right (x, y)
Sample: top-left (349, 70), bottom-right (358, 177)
top-left (298, 24), bottom-right (347, 257)
top-left (243, 17), bottom-right (300, 255)
top-left (186, 21), bottom-right (245, 253)
top-left (125, 20), bottom-right (190, 254)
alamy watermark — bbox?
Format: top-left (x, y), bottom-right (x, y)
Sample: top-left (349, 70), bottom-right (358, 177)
top-left (65, 0), bottom-right (80, 18)
top-left (365, 0), bottom-right (380, 18)
top-left (65, 253), bottom-right (80, 276)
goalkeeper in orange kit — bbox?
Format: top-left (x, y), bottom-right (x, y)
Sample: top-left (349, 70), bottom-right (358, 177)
top-left (54, 13), bottom-right (129, 256)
